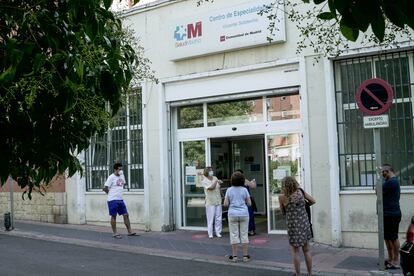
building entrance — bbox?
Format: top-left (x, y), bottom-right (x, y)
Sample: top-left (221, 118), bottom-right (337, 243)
top-left (211, 136), bottom-right (267, 234)
top-left (178, 133), bottom-right (302, 233)
top-left (173, 88), bottom-right (303, 234)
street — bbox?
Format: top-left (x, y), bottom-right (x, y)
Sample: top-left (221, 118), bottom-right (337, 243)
top-left (0, 235), bottom-right (291, 276)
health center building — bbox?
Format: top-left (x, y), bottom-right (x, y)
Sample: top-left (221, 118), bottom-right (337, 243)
top-left (61, 0), bottom-right (414, 249)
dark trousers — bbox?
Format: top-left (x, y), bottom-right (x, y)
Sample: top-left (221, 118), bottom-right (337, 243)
top-left (248, 205), bottom-right (255, 232)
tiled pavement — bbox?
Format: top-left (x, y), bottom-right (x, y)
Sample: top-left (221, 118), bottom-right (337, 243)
top-left (0, 220), bottom-right (404, 276)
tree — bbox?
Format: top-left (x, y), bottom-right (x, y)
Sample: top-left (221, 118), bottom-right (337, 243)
top-left (197, 0), bottom-right (413, 57)
top-left (0, 0), bottom-right (154, 197)
top-left (301, 0), bottom-right (413, 42)
top-left (264, 0), bottom-right (413, 57)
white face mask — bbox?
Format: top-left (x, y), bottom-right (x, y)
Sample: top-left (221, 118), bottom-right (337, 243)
top-left (118, 170), bottom-right (123, 176)
top-left (208, 171), bottom-right (214, 177)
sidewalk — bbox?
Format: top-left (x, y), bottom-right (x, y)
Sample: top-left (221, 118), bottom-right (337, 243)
top-left (0, 220), bottom-right (403, 276)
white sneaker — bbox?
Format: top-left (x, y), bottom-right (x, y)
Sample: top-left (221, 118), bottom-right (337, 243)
top-left (216, 233), bottom-right (222, 238)
top-left (208, 235), bottom-right (213, 239)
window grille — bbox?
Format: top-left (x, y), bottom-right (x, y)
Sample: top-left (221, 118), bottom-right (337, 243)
top-left (85, 89), bottom-right (144, 190)
top-left (334, 50), bottom-right (414, 188)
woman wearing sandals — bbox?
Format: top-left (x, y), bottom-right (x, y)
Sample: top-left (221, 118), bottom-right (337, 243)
top-left (224, 171), bottom-right (252, 263)
top-left (279, 176), bottom-right (316, 276)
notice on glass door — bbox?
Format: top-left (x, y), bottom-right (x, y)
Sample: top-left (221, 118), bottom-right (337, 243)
top-left (186, 166), bottom-right (197, 175)
top-left (185, 166), bottom-right (196, 185)
top-left (273, 166), bottom-right (291, 180)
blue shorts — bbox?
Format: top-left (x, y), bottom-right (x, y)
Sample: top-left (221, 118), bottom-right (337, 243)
top-left (107, 200), bottom-right (128, 217)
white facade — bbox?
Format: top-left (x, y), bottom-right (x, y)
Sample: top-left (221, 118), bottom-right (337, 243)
top-left (66, 0), bottom-right (414, 248)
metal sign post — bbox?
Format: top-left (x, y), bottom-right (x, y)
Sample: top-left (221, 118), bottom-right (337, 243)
top-left (355, 78), bottom-right (394, 272)
top-left (374, 129), bottom-right (384, 271)
top-left (9, 176), bottom-right (14, 230)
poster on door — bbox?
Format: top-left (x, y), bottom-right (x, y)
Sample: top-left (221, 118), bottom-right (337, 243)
top-left (273, 166), bottom-right (291, 180)
top-left (185, 166), bottom-right (196, 185)
top-left (196, 169), bottom-right (204, 188)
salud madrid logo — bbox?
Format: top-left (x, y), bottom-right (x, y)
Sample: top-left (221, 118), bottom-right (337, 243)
top-left (174, 21), bottom-right (202, 48)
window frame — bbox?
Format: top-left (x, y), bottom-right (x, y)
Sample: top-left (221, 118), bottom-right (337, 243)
top-left (334, 50), bottom-right (414, 189)
top-left (85, 89), bottom-right (144, 191)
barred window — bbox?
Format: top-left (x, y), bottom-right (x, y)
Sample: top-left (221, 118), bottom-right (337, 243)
top-left (85, 90), bottom-right (144, 190)
top-left (335, 50), bottom-right (414, 189)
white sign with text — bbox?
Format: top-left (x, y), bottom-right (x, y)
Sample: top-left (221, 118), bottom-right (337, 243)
top-left (170, 0), bottom-right (285, 60)
top-left (363, 115), bottom-right (389, 128)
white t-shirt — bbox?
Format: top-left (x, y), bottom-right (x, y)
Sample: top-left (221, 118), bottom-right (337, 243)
top-left (104, 173), bottom-right (125, 201)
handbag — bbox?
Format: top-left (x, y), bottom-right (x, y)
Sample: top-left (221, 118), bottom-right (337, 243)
top-left (300, 188), bottom-right (313, 237)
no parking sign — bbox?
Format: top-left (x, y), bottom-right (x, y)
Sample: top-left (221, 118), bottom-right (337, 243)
top-left (355, 78), bottom-right (394, 271)
top-left (355, 78), bottom-right (394, 116)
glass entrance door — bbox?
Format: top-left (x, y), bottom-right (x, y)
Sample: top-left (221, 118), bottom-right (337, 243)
top-left (266, 133), bottom-right (302, 232)
top-left (180, 140), bottom-right (206, 227)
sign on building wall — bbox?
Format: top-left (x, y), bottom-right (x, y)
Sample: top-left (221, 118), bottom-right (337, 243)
top-left (170, 0), bottom-right (286, 60)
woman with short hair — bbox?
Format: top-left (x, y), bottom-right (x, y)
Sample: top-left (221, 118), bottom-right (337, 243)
top-left (201, 166), bottom-right (223, 239)
top-left (235, 169), bottom-right (257, 236)
top-left (224, 171), bottom-right (252, 262)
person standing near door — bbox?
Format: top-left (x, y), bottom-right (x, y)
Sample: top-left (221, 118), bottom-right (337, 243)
top-left (224, 171), bottom-right (252, 262)
top-left (235, 169), bottom-right (257, 236)
top-left (201, 166), bottom-right (223, 238)
top-left (381, 164), bottom-right (401, 270)
top-left (279, 176), bottom-right (315, 276)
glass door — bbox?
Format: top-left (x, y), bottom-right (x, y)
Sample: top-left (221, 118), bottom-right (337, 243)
top-left (266, 133), bottom-right (302, 232)
top-left (180, 140), bottom-right (207, 227)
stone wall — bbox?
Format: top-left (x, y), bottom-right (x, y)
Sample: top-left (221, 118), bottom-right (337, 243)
top-left (0, 192), bottom-right (67, 224)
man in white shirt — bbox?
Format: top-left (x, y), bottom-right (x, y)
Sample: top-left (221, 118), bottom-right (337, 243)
top-left (103, 162), bottom-right (137, 238)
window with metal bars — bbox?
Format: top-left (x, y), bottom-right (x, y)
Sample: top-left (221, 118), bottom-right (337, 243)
top-left (334, 50), bottom-right (414, 189)
top-left (84, 89), bottom-right (144, 190)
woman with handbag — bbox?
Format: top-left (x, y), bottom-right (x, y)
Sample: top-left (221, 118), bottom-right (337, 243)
top-left (235, 169), bottom-right (257, 236)
top-left (279, 176), bottom-right (316, 276)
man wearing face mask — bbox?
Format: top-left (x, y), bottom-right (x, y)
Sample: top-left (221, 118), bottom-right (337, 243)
top-left (201, 166), bottom-right (223, 239)
top-left (103, 162), bottom-right (137, 238)
top-left (381, 164), bottom-right (401, 270)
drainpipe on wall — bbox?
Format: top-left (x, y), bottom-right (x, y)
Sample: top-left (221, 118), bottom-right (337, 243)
top-left (166, 103), bottom-right (175, 231)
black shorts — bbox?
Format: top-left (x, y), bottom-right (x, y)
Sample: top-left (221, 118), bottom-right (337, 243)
top-left (384, 216), bottom-right (401, 240)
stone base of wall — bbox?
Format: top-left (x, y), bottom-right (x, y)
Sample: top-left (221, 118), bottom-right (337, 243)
top-left (0, 192), bottom-right (67, 224)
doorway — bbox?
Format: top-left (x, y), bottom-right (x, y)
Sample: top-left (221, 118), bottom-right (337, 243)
top-left (178, 132), bottom-right (303, 233)
top-left (210, 135), bottom-right (267, 234)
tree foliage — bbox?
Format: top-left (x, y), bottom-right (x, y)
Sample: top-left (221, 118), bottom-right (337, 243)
top-left (264, 0), bottom-right (413, 57)
top-left (303, 0), bottom-right (413, 42)
top-left (197, 0), bottom-right (413, 57)
top-left (0, 0), bottom-right (154, 197)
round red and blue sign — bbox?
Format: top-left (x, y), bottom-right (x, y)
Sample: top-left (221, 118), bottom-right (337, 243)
top-left (355, 78), bottom-right (394, 115)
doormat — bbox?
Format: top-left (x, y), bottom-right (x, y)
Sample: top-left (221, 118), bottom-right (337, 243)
top-left (250, 237), bottom-right (269, 245)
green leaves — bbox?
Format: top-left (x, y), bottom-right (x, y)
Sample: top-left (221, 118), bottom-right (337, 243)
top-left (317, 12), bottom-right (335, 20)
top-left (340, 23), bottom-right (359, 42)
top-left (302, 0), bottom-right (414, 42)
top-left (371, 14), bottom-right (385, 42)
top-left (0, 0), bottom-right (155, 197)
top-left (103, 0), bottom-right (113, 10)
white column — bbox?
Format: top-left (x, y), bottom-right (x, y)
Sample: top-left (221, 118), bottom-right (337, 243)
top-left (66, 152), bottom-right (86, 224)
top-left (324, 58), bottom-right (342, 247)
